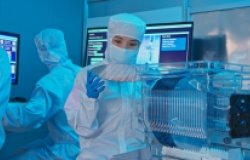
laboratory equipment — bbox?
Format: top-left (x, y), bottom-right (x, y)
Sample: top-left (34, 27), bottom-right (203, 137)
top-left (137, 61), bottom-right (250, 160)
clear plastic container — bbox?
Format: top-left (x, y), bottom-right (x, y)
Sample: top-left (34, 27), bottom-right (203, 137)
top-left (137, 61), bottom-right (250, 159)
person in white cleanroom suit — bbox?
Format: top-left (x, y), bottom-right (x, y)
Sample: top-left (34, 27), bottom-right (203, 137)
top-left (0, 48), bottom-right (11, 150)
top-left (3, 29), bottom-right (80, 159)
top-left (65, 13), bottom-right (146, 159)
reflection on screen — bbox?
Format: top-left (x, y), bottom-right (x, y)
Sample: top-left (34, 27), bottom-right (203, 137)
top-left (0, 32), bottom-right (19, 84)
top-left (85, 22), bottom-right (193, 66)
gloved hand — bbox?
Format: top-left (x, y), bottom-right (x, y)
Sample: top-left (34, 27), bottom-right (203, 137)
top-left (86, 70), bottom-right (105, 99)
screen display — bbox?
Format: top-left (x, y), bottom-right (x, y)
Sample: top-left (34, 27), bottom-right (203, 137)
top-left (85, 28), bottom-right (107, 65)
top-left (85, 22), bottom-right (193, 65)
top-left (0, 31), bottom-right (20, 84)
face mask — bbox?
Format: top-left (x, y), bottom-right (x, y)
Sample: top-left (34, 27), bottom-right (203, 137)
top-left (108, 44), bottom-right (138, 65)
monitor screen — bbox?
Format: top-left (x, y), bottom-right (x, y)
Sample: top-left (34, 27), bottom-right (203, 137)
top-left (84, 22), bottom-right (193, 65)
top-left (0, 31), bottom-right (20, 84)
top-left (85, 28), bottom-right (107, 65)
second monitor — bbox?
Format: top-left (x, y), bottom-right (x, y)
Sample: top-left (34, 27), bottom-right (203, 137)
top-left (0, 31), bottom-right (20, 84)
top-left (85, 22), bottom-right (193, 66)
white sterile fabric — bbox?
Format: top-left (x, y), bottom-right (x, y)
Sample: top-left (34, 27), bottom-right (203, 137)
top-left (3, 29), bottom-right (80, 159)
top-left (65, 63), bottom-right (146, 160)
top-left (105, 13), bottom-right (146, 64)
top-left (108, 43), bottom-right (139, 65)
top-left (34, 28), bottom-right (68, 70)
top-left (65, 13), bottom-right (146, 159)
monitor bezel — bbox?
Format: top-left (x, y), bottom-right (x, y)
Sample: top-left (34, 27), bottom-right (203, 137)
top-left (0, 30), bottom-right (20, 85)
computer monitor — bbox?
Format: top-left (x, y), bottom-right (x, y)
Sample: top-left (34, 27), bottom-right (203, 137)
top-left (138, 22), bottom-right (193, 64)
top-left (85, 27), bottom-right (107, 65)
top-left (84, 22), bottom-right (193, 65)
top-left (0, 31), bottom-right (20, 84)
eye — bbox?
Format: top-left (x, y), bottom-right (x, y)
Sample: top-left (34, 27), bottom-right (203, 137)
top-left (127, 42), bottom-right (139, 49)
top-left (129, 42), bottom-right (137, 47)
top-left (113, 39), bottom-right (122, 44)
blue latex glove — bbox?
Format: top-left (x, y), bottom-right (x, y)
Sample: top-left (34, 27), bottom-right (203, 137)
top-left (86, 70), bottom-right (105, 99)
